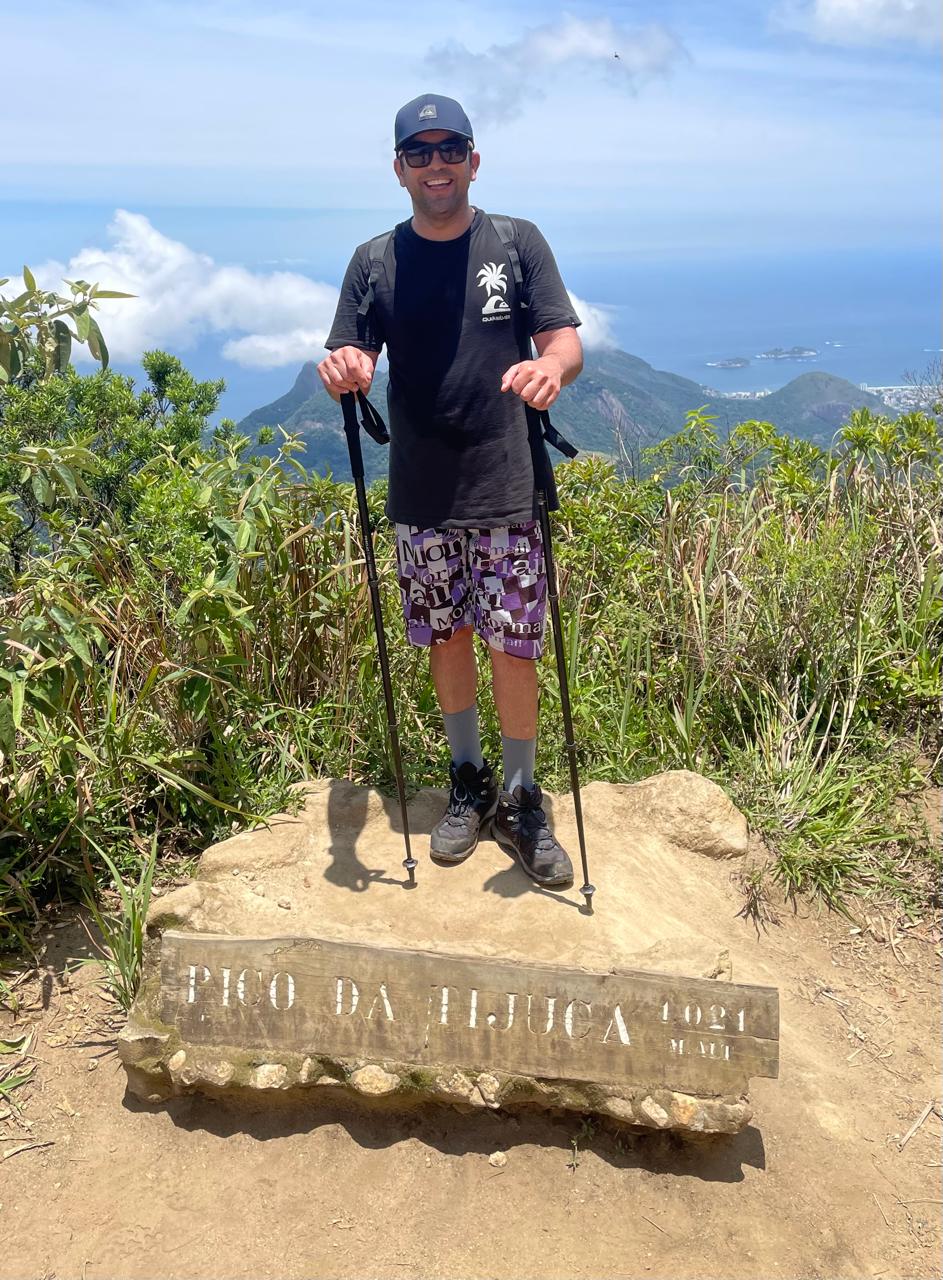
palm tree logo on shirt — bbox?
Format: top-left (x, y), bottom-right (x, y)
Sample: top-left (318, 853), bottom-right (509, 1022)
top-left (477, 261), bottom-right (511, 317)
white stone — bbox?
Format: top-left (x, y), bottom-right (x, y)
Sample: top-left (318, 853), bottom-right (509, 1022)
top-left (639, 1098), bottom-right (670, 1128)
top-left (250, 1063), bottom-right (288, 1089)
top-left (605, 1097), bottom-right (637, 1123)
top-left (350, 1065), bottom-right (399, 1096)
top-left (435, 1069), bottom-right (476, 1101)
top-left (200, 1060), bottom-right (234, 1087)
top-left (476, 1073), bottom-right (501, 1106)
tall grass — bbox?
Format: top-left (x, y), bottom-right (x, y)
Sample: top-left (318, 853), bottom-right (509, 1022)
top-left (1, 397), bottom-right (940, 947)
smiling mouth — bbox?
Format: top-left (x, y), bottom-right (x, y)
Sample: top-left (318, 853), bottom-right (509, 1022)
top-left (424, 178), bottom-right (453, 190)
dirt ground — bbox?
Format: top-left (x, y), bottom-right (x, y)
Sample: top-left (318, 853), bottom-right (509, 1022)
top-left (2, 885), bottom-right (941, 1280)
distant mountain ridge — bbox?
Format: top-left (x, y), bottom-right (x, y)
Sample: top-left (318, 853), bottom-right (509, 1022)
top-left (238, 349), bottom-right (892, 483)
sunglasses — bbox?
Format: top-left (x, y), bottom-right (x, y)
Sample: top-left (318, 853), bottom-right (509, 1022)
top-left (397, 136), bottom-right (471, 168)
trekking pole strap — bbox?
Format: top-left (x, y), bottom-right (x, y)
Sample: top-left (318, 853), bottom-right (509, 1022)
top-left (356, 389), bottom-right (390, 444)
top-left (524, 405), bottom-right (578, 497)
top-left (540, 415), bottom-right (578, 459)
top-left (340, 390), bottom-right (390, 482)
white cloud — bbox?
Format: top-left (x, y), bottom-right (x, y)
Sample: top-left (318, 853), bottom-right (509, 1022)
top-left (3, 208), bottom-right (619, 367)
top-left (222, 329), bottom-right (329, 368)
top-left (425, 15), bottom-right (686, 124)
top-left (774, 0), bottom-right (941, 46)
top-left (567, 292), bottom-right (618, 351)
top-left (3, 210), bottom-right (339, 369)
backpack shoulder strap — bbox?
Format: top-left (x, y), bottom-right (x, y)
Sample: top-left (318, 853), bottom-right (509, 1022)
top-left (487, 212), bottom-right (578, 470)
top-left (487, 213), bottom-right (527, 316)
top-left (356, 230), bottom-right (395, 348)
top-left (486, 212), bottom-right (532, 367)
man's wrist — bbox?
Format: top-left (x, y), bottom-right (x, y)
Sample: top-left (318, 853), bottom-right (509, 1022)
top-left (535, 354), bottom-right (564, 379)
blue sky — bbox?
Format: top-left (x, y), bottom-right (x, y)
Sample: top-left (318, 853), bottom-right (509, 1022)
top-left (1, 0), bottom-right (940, 388)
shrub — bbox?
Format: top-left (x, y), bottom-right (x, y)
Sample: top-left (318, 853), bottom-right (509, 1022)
top-left (0, 374), bottom-right (940, 947)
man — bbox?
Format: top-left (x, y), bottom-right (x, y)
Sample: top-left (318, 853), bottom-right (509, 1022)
top-left (318, 93), bottom-right (583, 887)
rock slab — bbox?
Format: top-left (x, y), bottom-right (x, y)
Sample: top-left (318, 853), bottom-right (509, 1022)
top-left (120, 771), bottom-right (778, 1133)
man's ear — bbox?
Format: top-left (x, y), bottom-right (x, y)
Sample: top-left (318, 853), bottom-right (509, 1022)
top-left (393, 155), bottom-right (406, 188)
top-left (470, 150), bottom-right (481, 181)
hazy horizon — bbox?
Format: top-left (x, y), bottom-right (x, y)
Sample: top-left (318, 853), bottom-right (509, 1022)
top-left (2, 1), bottom-right (939, 419)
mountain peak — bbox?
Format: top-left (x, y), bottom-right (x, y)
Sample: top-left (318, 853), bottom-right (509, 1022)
top-left (238, 350), bottom-right (896, 473)
top-left (293, 361), bottom-right (320, 395)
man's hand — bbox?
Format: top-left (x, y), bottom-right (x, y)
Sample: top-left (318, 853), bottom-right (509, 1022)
top-left (317, 346), bottom-right (379, 402)
top-left (499, 356), bottom-right (563, 411)
top-left (500, 327), bottom-right (583, 411)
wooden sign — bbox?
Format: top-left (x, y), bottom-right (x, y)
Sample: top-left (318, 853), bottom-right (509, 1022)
top-left (160, 931), bottom-right (779, 1095)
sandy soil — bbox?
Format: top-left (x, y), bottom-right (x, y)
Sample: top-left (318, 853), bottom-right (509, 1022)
top-left (2, 890), bottom-right (940, 1280)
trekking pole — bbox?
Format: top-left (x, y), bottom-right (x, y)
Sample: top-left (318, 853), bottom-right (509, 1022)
top-left (340, 389), bottom-right (417, 888)
top-left (525, 404), bottom-right (595, 913)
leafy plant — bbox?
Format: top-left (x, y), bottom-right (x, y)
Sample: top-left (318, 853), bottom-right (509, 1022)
top-left (77, 835), bottom-right (158, 1011)
top-left (0, 269), bottom-right (133, 383)
top-left (0, 1030), bottom-right (35, 1111)
top-left (0, 357), bottom-right (939, 947)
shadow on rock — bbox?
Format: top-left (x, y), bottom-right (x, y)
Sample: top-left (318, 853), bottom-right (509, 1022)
top-left (323, 778), bottom-right (407, 893)
top-left (481, 861), bottom-right (583, 912)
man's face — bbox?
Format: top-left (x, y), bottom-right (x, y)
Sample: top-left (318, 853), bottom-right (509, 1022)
top-left (393, 129), bottom-right (480, 219)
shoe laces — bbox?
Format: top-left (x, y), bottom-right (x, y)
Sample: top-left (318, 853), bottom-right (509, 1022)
top-left (506, 785), bottom-right (557, 851)
top-left (444, 764), bottom-right (490, 828)
top-left (446, 779), bottom-right (474, 821)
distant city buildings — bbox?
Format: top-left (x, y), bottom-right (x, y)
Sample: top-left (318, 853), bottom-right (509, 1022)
top-left (703, 388), bottom-right (773, 399)
top-left (704, 384), bottom-right (938, 411)
top-left (860, 385), bottom-right (938, 411)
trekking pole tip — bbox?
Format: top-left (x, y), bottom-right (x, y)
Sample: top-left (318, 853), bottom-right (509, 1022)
top-left (403, 855), bottom-right (418, 888)
top-left (580, 883), bottom-right (596, 914)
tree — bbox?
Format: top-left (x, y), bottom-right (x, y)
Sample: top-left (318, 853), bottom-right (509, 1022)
top-left (0, 353), bottom-right (226, 575)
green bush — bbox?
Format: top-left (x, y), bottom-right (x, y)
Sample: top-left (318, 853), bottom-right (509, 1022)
top-left (0, 367), bottom-right (940, 949)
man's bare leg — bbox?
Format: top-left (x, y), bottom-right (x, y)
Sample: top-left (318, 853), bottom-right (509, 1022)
top-left (489, 647), bottom-right (538, 739)
top-left (429, 625), bottom-right (478, 714)
top-left (430, 632), bottom-right (538, 734)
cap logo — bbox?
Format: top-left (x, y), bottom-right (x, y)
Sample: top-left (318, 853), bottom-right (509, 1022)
top-left (418, 103), bottom-right (437, 120)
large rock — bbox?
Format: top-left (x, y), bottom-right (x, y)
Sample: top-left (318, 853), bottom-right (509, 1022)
top-left (120, 772), bottom-right (778, 1134)
top-left (612, 769), bottom-right (749, 860)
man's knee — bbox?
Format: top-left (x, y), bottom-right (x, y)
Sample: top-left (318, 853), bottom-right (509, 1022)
top-left (488, 642), bottom-right (535, 669)
top-left (431, 624), bottom-right (474, 658)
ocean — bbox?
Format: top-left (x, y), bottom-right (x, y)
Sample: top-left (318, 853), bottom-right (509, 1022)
top-left (567, 247), bottom-right (941, 395)
top-left (193, 243), bottom-right (941, 420)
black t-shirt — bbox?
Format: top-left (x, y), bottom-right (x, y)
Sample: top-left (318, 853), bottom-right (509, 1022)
top-left (325, 208), bottom-right (581, 527)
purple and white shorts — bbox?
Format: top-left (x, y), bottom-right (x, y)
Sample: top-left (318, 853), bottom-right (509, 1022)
top-left (394, 521), bottom-right (547, 660)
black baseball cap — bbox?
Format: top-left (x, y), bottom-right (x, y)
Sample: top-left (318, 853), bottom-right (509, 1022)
top-left (394, 94), bottom-right (474, 149)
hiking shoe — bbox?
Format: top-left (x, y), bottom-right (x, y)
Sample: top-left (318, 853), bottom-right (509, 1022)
top-left (493, 783), bottom-right (574, 886)
top-left (430, 760), bottom-right (499, 863)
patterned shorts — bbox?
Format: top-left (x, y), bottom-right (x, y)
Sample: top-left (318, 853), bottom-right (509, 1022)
top-left (394, 521), bottom-right (547, 660)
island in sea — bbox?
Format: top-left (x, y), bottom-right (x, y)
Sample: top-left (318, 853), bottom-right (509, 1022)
top-left (706, 357), bottom-right (751, 369)
top-left (756, 346), bottom-right (818, 360)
